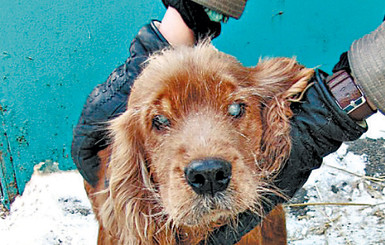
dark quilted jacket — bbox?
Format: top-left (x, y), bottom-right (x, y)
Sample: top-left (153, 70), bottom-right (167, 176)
top-left (71, 21), bottom-right (367, 244)
top-left (71, 21), bottom-right (169, 186)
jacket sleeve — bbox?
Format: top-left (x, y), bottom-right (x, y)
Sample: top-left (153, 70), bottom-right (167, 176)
top-left (71, 21), bottom-right (170, 186)
top-left (348, 21), bottom-right (385, 114)
top-left (204, 69), bottom-right (367, 245)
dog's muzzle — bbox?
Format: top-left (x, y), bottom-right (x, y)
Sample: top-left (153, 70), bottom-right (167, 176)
top-left (184, 157), bottom-right (232, 196)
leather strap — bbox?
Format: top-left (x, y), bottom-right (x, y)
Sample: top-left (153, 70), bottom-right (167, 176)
top-left (326, 70), bottom-right (376, 121)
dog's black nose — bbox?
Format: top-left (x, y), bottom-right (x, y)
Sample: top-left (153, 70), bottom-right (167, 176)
top-left (184, 157), bottom-right (232, 195)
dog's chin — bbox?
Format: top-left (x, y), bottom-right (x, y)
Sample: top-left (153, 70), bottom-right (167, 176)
top-left (181, 210), bottom-right (233, 227)
top-left (175, 193), bottom-right (246, 228)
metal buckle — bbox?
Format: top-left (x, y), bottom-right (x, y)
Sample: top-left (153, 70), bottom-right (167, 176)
top-left (340, 88), bottom-right (366, 114)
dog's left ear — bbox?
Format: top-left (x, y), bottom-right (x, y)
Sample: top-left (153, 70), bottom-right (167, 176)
top-left (99, 106), bottom-right (155, 243)
top-left (251, 58), bottom-right (314, 173)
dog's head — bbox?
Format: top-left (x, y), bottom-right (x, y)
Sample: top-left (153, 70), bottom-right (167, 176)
top-left (102, 43), bottom-right (313, 242)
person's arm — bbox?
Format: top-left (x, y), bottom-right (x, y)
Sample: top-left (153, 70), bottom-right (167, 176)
top-left (71, 7), bottom-right (188, 186)
top-left (161, 0), bottom-right (222, 40)
top-left (159, 7), bottom-right (195, 46)
top-left (71, 20), bottom-right (171, 186)
top-left (204, 19), bottom-right (385, 245)
top-left (348, 21), bottom-right (385, 114)
top-left (204, 69), bottom-right (369, 245)
top-left (71, 2), bottom-right (220, 187)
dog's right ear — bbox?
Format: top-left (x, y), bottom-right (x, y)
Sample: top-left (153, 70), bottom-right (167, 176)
top-left (99, 107), bottom-right (155, 243)
top-left (249, 58), bottom-right (314, 174)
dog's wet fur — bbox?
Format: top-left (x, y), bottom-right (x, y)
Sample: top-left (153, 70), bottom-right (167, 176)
top-left (84, 43), bottom-right (314, 244)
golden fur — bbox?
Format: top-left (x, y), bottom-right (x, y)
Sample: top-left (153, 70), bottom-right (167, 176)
top-left (85, 43), bottom-right (314, 244)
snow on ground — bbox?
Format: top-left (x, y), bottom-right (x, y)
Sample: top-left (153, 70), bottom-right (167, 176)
top-left (1, 113), bottom-right (385, 245)
top-left (286, 113), bottom-right (385, 245)
top-left (0, 170), bottom-right (98, 245)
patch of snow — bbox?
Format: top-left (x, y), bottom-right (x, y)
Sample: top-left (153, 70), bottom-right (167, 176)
top-left (287, 113), bottom-right (385, 244)
top-left (362, 112), bottom-right (385, 139)
top-left (0, 171), bottom-right (98, 245)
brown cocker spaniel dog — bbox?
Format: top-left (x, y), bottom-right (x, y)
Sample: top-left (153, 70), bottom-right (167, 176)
top-left (85, 43), bottom-right (314, 245)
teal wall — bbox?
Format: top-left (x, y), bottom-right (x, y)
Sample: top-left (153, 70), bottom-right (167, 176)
top-left (1, 0), bottom-right (384, 207)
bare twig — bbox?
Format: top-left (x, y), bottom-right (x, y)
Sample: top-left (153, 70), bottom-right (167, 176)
top-left (285, 202), bottom-right (385, 208)
top-left (324, 164), bottom-right (385, 184)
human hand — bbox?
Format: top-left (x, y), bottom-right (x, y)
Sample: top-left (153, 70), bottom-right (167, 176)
top-left (161, 0), bottom-right (222, 40)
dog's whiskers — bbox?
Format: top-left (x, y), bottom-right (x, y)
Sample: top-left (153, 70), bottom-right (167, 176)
top-left (251, 152), bottom-right (264, 172)
top-left (235, 130), bottom-right (249, 140)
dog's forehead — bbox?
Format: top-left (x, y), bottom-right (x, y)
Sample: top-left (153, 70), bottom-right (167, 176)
top-left (131, 44), bottom-right (256, 110)
top-left (159, 70), bottom-right (239, 107)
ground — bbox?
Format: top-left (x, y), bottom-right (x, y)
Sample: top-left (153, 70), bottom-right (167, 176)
top-left (286, 113), bottom-right (385, 244)
top-left (1, 113), bottom-right (384, 245)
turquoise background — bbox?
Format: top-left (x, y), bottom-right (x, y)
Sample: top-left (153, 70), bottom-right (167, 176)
top-left (1, 0), bottom-right (384, 207)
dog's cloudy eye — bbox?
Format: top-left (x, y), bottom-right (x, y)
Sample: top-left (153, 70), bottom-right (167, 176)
top-left (152, 115), bottom-right (171, 131)
top-left (228, 103), bottom-right (246, 118)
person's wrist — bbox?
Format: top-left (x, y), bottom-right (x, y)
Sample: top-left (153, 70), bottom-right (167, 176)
top-left (325, 70), bottom-right (377, 121)
top-left (331, 52), bottom-right (378, 119)
top-left (161, 0), bottom-right (222, 41)
top-left (159, 7), bottom-right (195, 46)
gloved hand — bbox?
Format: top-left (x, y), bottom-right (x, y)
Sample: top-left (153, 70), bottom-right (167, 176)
top-left (162, 0), bottom-right (221, 40)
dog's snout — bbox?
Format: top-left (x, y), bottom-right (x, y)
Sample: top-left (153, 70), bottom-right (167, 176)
top-left (184, 157), bottom-right (232, 195)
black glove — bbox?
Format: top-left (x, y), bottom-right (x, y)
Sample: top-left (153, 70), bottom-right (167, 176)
top-left (162, 0), bottom-right (221, 40)
top-left (202, 70), bottom-right (367, 244)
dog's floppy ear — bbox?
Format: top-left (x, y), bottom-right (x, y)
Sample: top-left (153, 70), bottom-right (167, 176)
top-left (99, 107), bottom-right (155, 243)
top-left (251, 58), bottom-right (314, 173)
